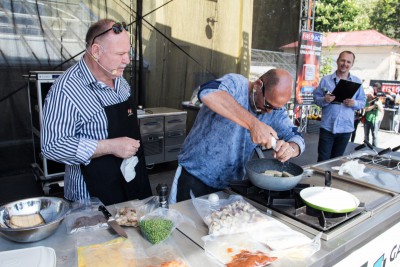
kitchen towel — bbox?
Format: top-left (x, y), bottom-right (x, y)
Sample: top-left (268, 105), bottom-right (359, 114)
top-left (120, 156), bottom-right (139, 182)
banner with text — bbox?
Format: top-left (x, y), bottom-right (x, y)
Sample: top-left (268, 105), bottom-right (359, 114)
top-left (295, 31), bottom-right (323, 105)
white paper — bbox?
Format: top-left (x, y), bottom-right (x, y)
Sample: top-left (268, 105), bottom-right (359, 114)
top-left (120, 156), bottom-right (139, 182)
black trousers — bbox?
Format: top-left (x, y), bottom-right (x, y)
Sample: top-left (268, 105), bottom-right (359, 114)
top-left (176, 167), bottom-right (219, 202)
top-left (351, 118), bottom-right (360, 142)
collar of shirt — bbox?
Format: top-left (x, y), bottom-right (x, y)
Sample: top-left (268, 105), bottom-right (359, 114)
top-left (332, 71), bottom-right (355, 83)
top-left (78, 56), bottom-right (121, 91)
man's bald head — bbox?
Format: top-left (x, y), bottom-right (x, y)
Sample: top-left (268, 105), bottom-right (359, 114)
top-left (260, 69), bottom-right (293, 106)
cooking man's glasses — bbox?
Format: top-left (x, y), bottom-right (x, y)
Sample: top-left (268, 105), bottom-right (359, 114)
top-left (91, 22), bottom-right (128, 46)
top-left (260, 80), bottom-right (283, 111)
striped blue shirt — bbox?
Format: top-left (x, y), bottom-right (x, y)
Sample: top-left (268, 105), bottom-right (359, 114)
top-left (41, 56), bottom-right (131, 201)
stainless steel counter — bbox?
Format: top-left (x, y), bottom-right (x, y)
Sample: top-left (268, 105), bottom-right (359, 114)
top-left (2, 194), bottom-right (400, 266)
top-left (0, 203), bottom-right (216, 267)
top-left (172, 191), bottom-right (400, 267)
top-left (2, 150), bottom-right (400, 266)
top-left (172, 150), bottom-right (400, 266)
top-left (138, 107), bottom-right (187, 119)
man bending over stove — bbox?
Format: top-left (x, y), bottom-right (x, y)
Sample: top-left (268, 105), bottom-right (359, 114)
top-left (169, 69), bottom-right (305, 203)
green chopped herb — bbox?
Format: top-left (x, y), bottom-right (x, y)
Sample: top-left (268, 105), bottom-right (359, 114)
top-left (139, 218), bottom-right (173, 244)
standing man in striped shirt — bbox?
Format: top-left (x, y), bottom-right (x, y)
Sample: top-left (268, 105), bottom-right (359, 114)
top-left (41, 19), bottom-right (152, 205)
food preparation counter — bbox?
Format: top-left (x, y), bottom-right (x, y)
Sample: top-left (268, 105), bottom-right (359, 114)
top-left (1, 194), bottom-right (400, 266)
top-left (173, 191), bottom-right (400, 267)
top-left (0, 202), bottom-right (216, 267)
top-left (2, 150), bottom-right (400, 266)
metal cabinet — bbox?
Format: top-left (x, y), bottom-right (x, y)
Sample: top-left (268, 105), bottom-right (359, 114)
top-left (139, 108), bottom-right (187, 165)
top-left (27, 71), bottom-right (65, 180)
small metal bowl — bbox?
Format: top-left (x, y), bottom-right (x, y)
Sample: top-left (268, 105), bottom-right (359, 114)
top-left (0, 197), bottom-right (70, 243)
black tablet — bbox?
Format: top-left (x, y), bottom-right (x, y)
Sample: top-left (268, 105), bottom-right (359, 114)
top-left (331, 80), bottom-right (361, 103)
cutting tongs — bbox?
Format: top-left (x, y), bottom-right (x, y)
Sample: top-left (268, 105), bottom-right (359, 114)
top-left (354, 140), bottom-right (400, 164)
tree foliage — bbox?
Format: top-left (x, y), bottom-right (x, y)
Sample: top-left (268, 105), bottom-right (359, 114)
top-left (314, 0), bottom-right (399, 40)
top-left (319, 43), bottom-right (335, 76)
top-left (370, 0), bottom-right (400, 40)
top-left (314, 0), bottom-right (369, 32)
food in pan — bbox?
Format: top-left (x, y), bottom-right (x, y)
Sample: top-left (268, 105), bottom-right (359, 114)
top-left (262, 170), bottom-right (293, 177)
top-left (226, 250), bottom-right (277, 267)
top-left (115, 207), bottom-right (138, 227)
top-left (9, 214), bottom-right (45, 228)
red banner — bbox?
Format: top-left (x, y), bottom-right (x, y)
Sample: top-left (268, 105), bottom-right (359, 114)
top-left (295, 31), bottom-right (323, 105)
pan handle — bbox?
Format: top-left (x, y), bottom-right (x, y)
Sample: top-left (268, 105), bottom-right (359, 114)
top-left (364, 140), bottom-right (375, 151)
top-left (378, 147), bottom-right (392, 156)
top-left (324, 171), bottom-right (332, 187)
top-left (354, 143), bottom-right (366, 151)
top-left (255, 146), bottom-right (265, 159)
top-left (392, 145), bottom-right (400, 152)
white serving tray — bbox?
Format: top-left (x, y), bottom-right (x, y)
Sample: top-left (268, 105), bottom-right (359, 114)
top-left (0, 246), bottom-right (56, 267)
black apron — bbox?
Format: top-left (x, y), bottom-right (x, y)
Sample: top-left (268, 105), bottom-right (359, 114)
top-left (81, 95), bottom-right (152, 205)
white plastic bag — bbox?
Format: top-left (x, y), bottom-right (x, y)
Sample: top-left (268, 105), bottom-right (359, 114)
top-left (202, 232), bottom-right (278, 266)
top-left (268, 232), bottom-right (322, 267)
top-left (191, 192), bottom-right (269, 236)
top-left (332, 160), bottom-right (367, 178)
top-left (64, 197), bottom-right (108, 234)
top-left (113, 196), bottom-right (159, 227)
top-left (248, 222), bottom-right (312, 251)
top-left (136, 240), bottom-right (190, 267)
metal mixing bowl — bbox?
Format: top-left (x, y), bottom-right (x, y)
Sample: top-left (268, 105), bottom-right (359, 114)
top-left (0, 197), bottom-right (70, 243)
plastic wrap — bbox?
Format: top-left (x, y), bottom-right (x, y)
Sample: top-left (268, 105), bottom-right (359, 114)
top-left (191, 192), bottom-right (268, 236)
top-left (194, 192), bottom-right (321, 266)
top-left (248, 222), bottom-right (312, 251)
top-left (203, 231), bottom-right (321, 267)
top-left (136, 240), bottom-right (190, 267)
top-left (113, 196), bottom-right (159, 227)
top-left (202, 232), bottom-right (277, 266)
top-left (64, 198), bottom-right (108, 234)
top-left (267, 232), bottom-right (322, 267)
top-left (77, 237), bottom-right (137, 267)
top-left (331, 160), bottom-right (368, 178)
top-left (139, 207), bottom-right (193, 244)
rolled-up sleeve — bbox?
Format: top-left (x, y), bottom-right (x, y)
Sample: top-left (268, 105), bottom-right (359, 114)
top-left (76, 138), bottom-right (98, 165)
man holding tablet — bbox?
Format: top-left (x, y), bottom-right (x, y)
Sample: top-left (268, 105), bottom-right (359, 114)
top-left (313, 51), bottom-right (366, 161)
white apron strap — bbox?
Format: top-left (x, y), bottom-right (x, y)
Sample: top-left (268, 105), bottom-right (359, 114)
top-left (168, 165), bottom-right (182, 204)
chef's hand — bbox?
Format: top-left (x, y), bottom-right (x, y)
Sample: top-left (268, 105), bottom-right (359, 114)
top-left (324, 93), bottom-right (336, 103)
top-left (94, 137), bottom-right (140, 159)
top-left (249, 121), bottom-right (278, 150)
top-left (274, 141), bottom-right (299, 162)
top-left (343, 98), bottom-right (355, 107)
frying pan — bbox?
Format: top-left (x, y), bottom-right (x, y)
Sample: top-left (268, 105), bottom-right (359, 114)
top-left (300, 171), bottom-right (360, 213)
top-left (245, 146), bottom-right (304, 191)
